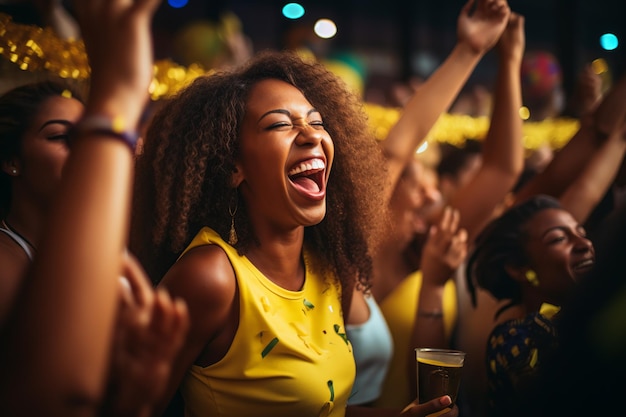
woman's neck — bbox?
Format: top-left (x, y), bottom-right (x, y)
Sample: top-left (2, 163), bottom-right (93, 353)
top-left (4, 201), bottom-right (44, 251)
top-left (244, 229), bottom-right (306, 292)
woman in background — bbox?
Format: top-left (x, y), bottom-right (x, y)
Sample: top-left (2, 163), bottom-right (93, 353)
top-left (0, 1), bottom-right (188, 416)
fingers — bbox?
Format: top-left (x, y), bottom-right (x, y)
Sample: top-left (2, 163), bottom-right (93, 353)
top-left (449, 228), bottom-right (469, 267)
top-left (460, 0), bottom-right (476, 17)
top-left (476, 0), bottom-right (508, 15)
top-left (489, 0), bottom-right (510, 16)
top-left (510, 11), bottom-right (524, 27)
top-left (401, 396), bottom-right (455, 416)
top-left (439, 206), bottom-right (452, 232)
top-left (437, 207), bottom-right (461, 234)
top-left (120, 252), bottom-right (154, 311)
top-left (135, 0), bottom-right (162, 15)
top-left (149, 289), bottom-right (188, 352)
top-left (449, 208), bottom-right (460, 233)
top-left (108, 287), bottom-right (189, 411)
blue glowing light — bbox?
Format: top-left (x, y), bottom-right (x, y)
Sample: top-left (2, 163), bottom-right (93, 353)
top-left (282, 3), bottom-right (305, 19)
top-left (168, 0), bottom-right (189, 8)
top-left (600, 33), bottom-right (619, 51)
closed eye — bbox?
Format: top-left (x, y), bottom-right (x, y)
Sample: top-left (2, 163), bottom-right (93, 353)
top-left (309, 120), bottom-right (325, 129)
top-left (548, 236), bottom-right (566, 244)
top-left (266, 122), bottom-right (292, 130)
top-left (544, 229), bottom-right (567, 244)
top-left (47, 133), bottom-right (70, 142)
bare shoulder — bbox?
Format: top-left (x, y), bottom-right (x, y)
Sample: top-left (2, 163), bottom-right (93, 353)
top-left (158, 245), bottom-right (237, 336)
top-left (0, 235), bottom-right (31, 325)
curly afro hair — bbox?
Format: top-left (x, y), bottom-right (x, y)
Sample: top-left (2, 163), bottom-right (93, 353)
top-left (131, 50), bottom-right (388, 299)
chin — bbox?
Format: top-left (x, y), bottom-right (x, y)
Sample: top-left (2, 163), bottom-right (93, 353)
top-left (300, 207), bottom-right (327, 227)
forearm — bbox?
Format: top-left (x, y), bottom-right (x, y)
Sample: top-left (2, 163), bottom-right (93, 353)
top-left (560, 131), bottom-right (626, 222)
top-left (383, 43), bottom-right (483, 182)
top-left (449, 55), bottom-right (524, 241)
top-left (409, 282), bottom-right (447, 396)
top-left (594, 73), bottom-right (626, 137)
top-left (513, 123), bottom-right (599, 204)
top-left (481, 57), bottom-right (524, 177)
top-left (7, 138), bottom-right (134, 409)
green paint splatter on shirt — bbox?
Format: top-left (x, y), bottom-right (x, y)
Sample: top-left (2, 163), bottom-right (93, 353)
top-left (334, 324), bottom-right (348, 345)
top-left (327, 380), bottom-right (335, 401)
top-left (261, 337), bottom-right (279, 358)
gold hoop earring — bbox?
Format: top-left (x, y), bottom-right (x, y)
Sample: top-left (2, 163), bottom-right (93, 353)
top-left (525, 270), bottom-right (539, 287)
top-left (228, 194), bottom-right (238, 246)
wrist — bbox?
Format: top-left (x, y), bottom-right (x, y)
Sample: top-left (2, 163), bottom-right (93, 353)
top-left (417, 309), bottom-right (444, 319)
top-left (498, 53), bottom-right (523, 66)
top-left (454, 39), bottom-right (487, 60)
top-left (87, 81), bottom-right (150, 128)
top-left (71, 114), bottom-right (140, 152)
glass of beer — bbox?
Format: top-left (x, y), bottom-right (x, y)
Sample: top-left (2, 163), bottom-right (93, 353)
top-left (415, 348), bottom-right (465, 406)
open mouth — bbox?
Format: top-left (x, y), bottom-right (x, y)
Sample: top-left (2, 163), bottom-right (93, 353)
top-left (572, 257), bottom-right (595, 274)
top-left (288, 158), bottom-right (326, 198)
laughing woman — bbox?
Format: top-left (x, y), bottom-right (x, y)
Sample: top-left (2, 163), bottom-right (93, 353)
top-left (131, 51), bottom-right (459, 416)
top-left (465, 195), bottom-right (596, 417)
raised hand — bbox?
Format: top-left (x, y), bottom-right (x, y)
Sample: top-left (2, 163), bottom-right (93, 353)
top-left (573, 64), bottom-right (603, 118)
top-left (497, 12), bottom-right (525, 63)
top-left (421, 207), bottom-right (468, 288)
top-left (458, 0), bottom-right (511, 55)
top-left (73, 0), bottom-right (161, 126)
top-left (104, 252), bottom-right (189, 417)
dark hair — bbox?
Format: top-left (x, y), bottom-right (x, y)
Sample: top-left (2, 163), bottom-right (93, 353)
top-left (131, 51), bottom-right (388, 297)
top-left (465, 194), bottom-right (562, 317)
top-left (436, 139), bottom-right (482, 180)
top-left (0, 80), bottom-right (84, 217)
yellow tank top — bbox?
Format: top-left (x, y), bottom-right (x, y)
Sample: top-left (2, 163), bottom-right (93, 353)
top-left (374, 270), bottom-right (457, 408)
top-left (179, 227), bottom-right (356, 417)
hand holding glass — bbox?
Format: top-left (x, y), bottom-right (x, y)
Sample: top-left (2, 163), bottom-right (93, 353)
top-left (415, 348), bottom-right (465, 406)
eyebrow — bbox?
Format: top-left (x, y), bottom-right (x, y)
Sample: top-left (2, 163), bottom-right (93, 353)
top-left (541, 225), bottom-right (579, 239)
top-left (257, 108), bottom-right (320, 123)
top-left (541, 226), bottom-right (563, 238)
top-left (38, 119), bottom-right (73, 132)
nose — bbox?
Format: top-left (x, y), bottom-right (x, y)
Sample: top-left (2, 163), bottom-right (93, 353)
top-left (295, 122), bottom-right (325, 146)
top-left (421, 182), bottom-right (442, 206)
top-left (572, 233), bottom-right (593, 253)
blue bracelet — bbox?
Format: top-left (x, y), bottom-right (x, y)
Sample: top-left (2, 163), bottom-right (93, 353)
top-left (72, 115), bottom-right (139, 152)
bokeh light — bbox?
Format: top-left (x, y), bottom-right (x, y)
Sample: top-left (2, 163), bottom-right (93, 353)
top-left (282, 3), bottom-right (305, 19)
top-left (168, 0), bottom-right (189, 8)
top-left (600, 33), bottom-right (618, 51)
top-left (519, 106), bottom-right (530, 121)
top-left (591, 58), bottom-right (609, 75)
top-left (314, 19), bottom-right (337, 39)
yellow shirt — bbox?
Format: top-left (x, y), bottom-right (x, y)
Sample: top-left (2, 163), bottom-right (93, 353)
top-left (180, 227), bottom-right (356, 417)
top-left (374, 270), bottom-right (457, 408)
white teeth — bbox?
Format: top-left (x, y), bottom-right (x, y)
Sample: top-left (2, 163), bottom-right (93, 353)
top-left (288, 158), bottom-right (325, 176)
top-left (574, 259), bottom-right (594, 269)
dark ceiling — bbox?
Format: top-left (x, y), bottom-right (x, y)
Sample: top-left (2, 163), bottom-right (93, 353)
top-left (2, 0), bottom-right (624, 94)
top-left (151, 0), bottom-right (625, 92)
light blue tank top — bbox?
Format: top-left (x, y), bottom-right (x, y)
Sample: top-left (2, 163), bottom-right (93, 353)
top-left (346, 294), bottom-right (393, 405)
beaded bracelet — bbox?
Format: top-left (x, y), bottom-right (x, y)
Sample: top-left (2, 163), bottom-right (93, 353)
top-left (71, 115), bottom-right (139, 152)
